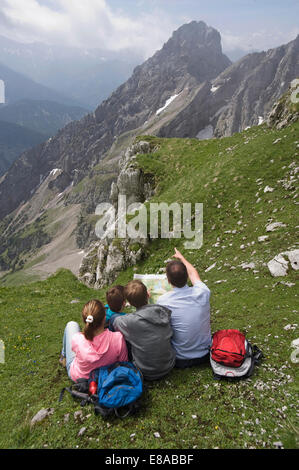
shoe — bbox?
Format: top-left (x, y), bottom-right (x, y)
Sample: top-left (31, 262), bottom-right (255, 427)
top-left (59, 355), bottom-right (66, 368)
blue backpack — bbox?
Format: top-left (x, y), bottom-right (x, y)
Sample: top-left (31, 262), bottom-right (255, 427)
top-left (59, 361), bottom-right (144, 419)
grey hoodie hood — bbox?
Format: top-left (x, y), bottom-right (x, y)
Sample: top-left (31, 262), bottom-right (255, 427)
top-left (113, 303), bottom-right (175, 380)
top-left (135, 304), bottom-right (172, 326)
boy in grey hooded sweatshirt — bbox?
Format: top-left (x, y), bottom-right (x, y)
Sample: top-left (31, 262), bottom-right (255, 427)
top-left (110, 280), bottom-right (175, 381)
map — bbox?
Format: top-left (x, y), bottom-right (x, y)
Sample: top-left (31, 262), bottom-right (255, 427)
top-left (133, 274), bottom-right (173, 304)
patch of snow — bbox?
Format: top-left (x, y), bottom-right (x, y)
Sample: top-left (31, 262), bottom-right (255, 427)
top-left (210, 85), bottom-right (220, 93)
top-left (258, 116), bottom-right (264, 125)
top-left (156, 93), bottom-right (180, 115)
top-left (50, 168), bottom-right (61, 177)
top-left (196, 125), bottom-right (214, 140)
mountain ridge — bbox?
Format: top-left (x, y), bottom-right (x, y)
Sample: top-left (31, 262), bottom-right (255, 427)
top-left (0, 21), bottom-right (232, 221)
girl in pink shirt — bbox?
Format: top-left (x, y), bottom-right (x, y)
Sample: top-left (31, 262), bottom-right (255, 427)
top-left (60, 299), bottom-right (128, 382)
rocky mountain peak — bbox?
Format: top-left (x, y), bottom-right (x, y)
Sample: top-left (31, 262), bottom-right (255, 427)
top-left (168, 20), bottom-right (223, 53)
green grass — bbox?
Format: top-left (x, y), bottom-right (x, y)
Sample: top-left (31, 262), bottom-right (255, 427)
top-left (0, 122), bottom-right (298, 449)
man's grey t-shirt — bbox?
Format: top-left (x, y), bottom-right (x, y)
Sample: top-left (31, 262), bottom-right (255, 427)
top-left (157, 280), bottom-right (211, 360)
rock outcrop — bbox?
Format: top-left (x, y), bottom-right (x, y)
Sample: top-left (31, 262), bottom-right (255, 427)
top-left (78, 140), bottom-right (155, 288)
top-left (267, 78), bottom-right (299, 129)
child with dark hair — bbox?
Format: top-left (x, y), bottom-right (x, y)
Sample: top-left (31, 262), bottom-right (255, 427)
top-left (105, 285), bottom-right (126, 326)
top-left (60, 299), bottom-right (128, 381)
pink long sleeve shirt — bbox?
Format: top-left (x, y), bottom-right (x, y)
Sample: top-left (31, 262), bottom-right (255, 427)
top-left (70, 329), bottom-right (128, 381)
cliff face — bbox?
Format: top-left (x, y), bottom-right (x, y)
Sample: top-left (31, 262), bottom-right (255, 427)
top-left (78, 140), bottom-right (155, 288)
top-left (0, 21), bottom-right (231, 221)
top-left (267, 79), bottom-right (299, 129)
top-left (158, 35), bottom-right (299, 139)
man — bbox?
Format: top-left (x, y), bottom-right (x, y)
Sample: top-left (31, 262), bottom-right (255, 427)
top-left (110, 279), bottom-right (175, 381)
top-left (157, 248), bottom-right (211, 368)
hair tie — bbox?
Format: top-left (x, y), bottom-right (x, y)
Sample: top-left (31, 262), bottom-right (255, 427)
top-left (86, 315), bottom-right (94, 324)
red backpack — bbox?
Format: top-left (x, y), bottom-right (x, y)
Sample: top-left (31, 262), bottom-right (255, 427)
top-left (210, 329), bottom-right (263, 380)
top-left (211, 329), bottom-right (247, 367)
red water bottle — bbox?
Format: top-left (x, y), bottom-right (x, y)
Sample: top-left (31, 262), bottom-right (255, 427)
top-left (89, 380), bottom-right (97, 395)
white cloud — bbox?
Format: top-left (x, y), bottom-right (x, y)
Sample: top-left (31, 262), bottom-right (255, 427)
top-left (221, 27), bottom-right (299, 53)
top-left (0, 0), bottom-right (176, 58)
top-left (1, 1), bottom-right (297, 59)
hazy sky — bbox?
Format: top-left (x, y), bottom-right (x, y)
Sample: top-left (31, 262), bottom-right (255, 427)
top-left (0, 0), bottom-right (298, 58)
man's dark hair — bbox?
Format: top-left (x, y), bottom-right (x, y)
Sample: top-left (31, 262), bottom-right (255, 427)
top-left (166, 260), bottom-right (188, 288)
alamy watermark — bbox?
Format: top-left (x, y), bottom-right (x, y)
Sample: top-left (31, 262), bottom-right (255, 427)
top-left (0, 339), bottom-right (4, 364)
top-left (0, 79), bottom-right (5, 104)
top-left (290, 78), bottom-right (299, 104)
top-left (95, 196), bottom-right (203, 249)
top-left (290, 339), bottom-right (299, 364)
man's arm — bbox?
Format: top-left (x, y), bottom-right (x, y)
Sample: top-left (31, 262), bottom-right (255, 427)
top-left (173, 248), bottom-right (201, 285)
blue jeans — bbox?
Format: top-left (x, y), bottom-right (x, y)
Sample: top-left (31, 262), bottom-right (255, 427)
top-left (61, 321), bottom-right (80, 379)
top-left (175, 352), bottom-right (210, 369)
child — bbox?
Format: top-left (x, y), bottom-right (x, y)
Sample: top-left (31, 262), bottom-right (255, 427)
top-left (110, 280), bottom-right (175, 381)
top-left (60, 299), bottom-right (128, 381)
top-left (105, 285), bottom-right (126, 326)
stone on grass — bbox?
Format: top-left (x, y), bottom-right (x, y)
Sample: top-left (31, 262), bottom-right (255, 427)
top-left (284, 324), bottom-right (297, 331)
top-left (264, 186), bottom-right (275, 193)
top-left (268, 249), bottom-right (299, 277)
top-left (267, 254), bottom-right (288, 277)
top-left (31, 408), bottom-right (54, 427)
top-left (266, 222), bottom-right (286, 232)
top-left (258, 235), bottom-right (269, 242)
top-left (78, 427), bottom-right (86, 437)
top-left (240, 262), bottom-right (255, 270)
top-left (280, 281), bottom-right (295, 287)
top-left (74, 410), bottom-right (83, 421)
top-left (283, 249), bottom-right (299, 270)
top-left (205, 263), bottom-right (216, 272)
top-left (273, 441), bottom-right (283, 449)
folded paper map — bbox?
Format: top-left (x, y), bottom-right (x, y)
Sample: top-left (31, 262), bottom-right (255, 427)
top-left (133, 274), bottom-right (173, 304)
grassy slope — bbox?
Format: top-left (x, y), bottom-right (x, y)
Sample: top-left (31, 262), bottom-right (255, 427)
top-left (0, 122), bottom-right (298, 449)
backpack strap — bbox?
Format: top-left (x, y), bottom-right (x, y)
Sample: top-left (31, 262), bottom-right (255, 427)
top-left (94, 404), bottom-right (114, 418)
top-left (252, 345), bottom-right (263, 363)
top-left (244, 344), bottom-right (263, 378)
top-left (114, 405), bottom-right (134, 419)
top-left (59, 385), bottom-right (97, 407)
